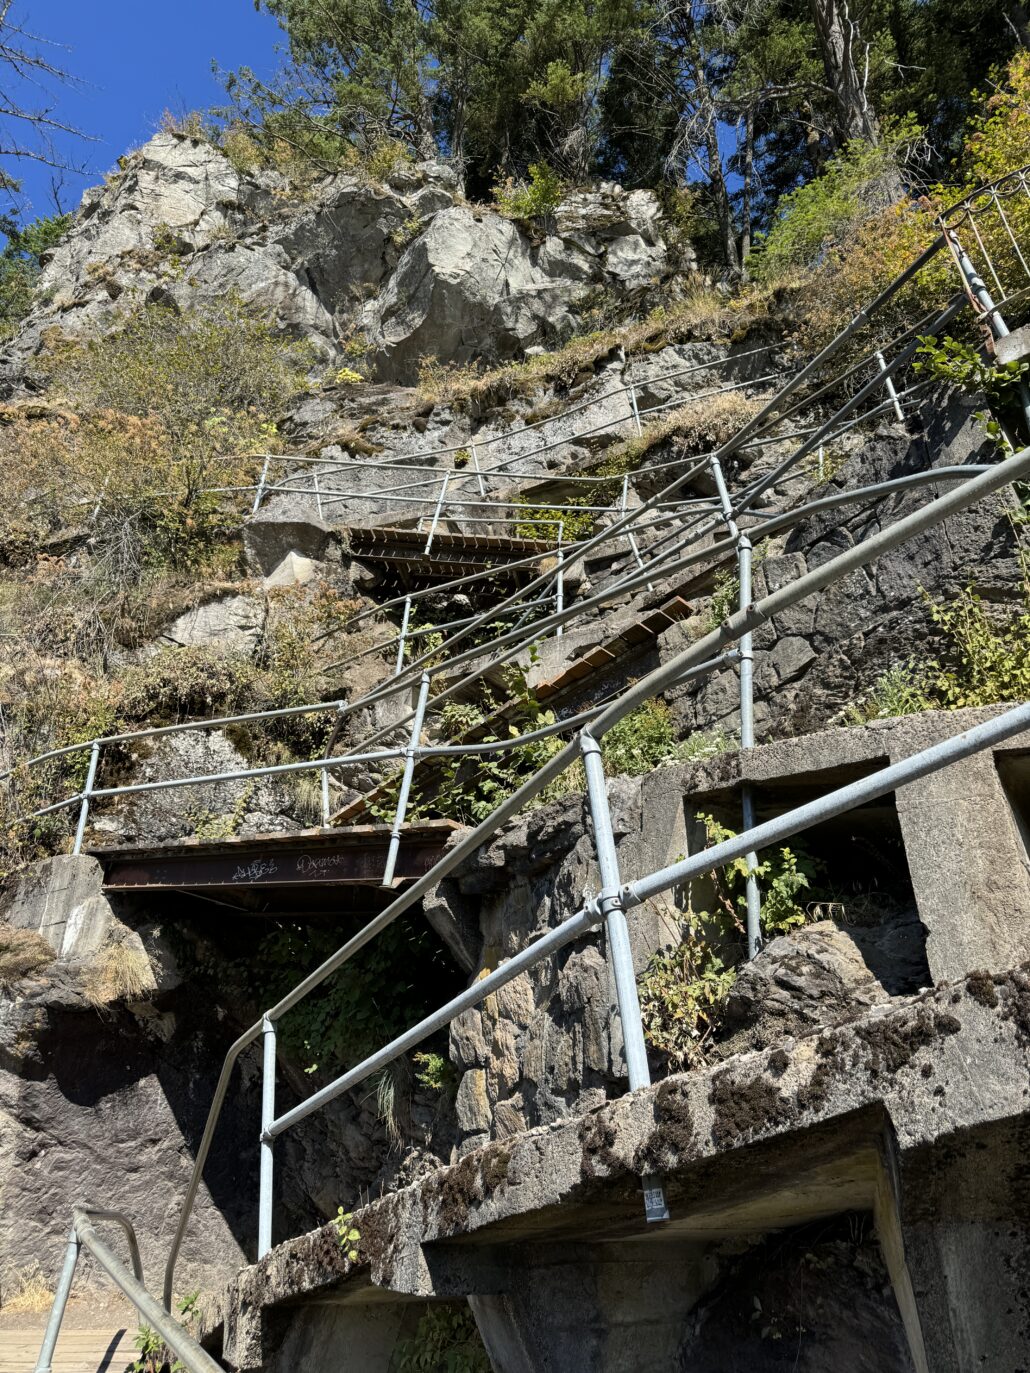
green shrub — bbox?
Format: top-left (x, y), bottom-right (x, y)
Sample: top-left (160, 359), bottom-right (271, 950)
top-left (117, 646), bottom-right (257, 722)
top-left (392, 1305), bottom-right (491, 1373)
top-left (0, 211), bottom-right (69, 338)
top-left (752, 118), bottom-right (915, 279)
top-left (638, 813), bottom-right (816, 1070)
top-left (851, 554), bottom-right (1030, 721)
top-left (413, 1050), bottom-right (453, 1092)
top-left (26, 296), bottom-right (312, 572)
top-left (248, 914), bottom-right (454, 1073)
top-left (493, 162), bottom-right (564, 221)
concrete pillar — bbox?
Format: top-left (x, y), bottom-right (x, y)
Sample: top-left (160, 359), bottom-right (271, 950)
top-left (265, 1299), bottom-right (414, 1372)
top-left (468, 1241), bottom-right (712, 1373)
top-left (881, 1118), bottom-right (1030, 1373)
top-left (893, 742), bottom-right (1030, 982)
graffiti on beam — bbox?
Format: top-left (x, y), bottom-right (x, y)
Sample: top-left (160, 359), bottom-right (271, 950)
top-left (296, 852), bottom-right (354, 878)
top-left (232, 858), bottom-right (280, 883)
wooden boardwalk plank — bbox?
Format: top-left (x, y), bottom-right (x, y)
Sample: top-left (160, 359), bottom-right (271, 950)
top-left (0, 1326), bottom-right (132, 1372)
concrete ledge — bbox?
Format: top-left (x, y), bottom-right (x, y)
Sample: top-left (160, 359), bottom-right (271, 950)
top-left (222, 965), bottom-right (1030, 1370)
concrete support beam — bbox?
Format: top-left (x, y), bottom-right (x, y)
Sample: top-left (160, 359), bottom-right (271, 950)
top-left (893, 1119), bottom-right (1030, 1373)
top-left (469, 1242), bottom-right (711, 1373)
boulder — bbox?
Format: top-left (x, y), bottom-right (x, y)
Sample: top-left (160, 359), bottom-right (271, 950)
top-left (244, 512), bottom-right (333, 576)
top-left (1, 854), bottom-right (113, 961)
top-left (264, 551), bottom-right (322, 589)
top-left (720, 921), bottom-right (890, 1052)
top-left (159, 593), bottom-right (266, 655)
top-left (364, 205), bottom-right (592, 383)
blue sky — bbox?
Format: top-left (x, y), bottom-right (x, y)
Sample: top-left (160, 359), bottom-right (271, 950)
top-left (9, 1), bottom-right (283, 220)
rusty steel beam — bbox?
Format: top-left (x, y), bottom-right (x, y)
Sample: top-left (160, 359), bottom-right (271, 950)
top-left (90, 822), bottom-right (460, 894)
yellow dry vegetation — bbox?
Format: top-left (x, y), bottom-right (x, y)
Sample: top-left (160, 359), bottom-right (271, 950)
top-left (1, 1264), bottom-right (55, 1314)
top-left (82, 941), bottom-right (153, 1009)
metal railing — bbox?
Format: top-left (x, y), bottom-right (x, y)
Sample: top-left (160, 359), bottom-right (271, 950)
top-left (26, 167), bottom-right (1030, 1362)
top-left (33, 1208), bottom-right (219, 1373)
top-left (2, 325), bottom-right (951, 852)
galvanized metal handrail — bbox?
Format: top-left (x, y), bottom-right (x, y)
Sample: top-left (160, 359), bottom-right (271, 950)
top-left (34, 1207), bottom-right (219, 1373)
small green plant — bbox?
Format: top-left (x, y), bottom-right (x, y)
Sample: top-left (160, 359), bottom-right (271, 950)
top-left (130, 1324), bottom-right (164, 1373)
top-left (638, 925), bottom-right (737, 1071)
top-left (705, 546), bottom-right (768, 632)
top-left (638, 813), bottom-right (816, 1070)
top-left (332, 1207), bottom-right (361, 1261)
top-left (493, 162), bottom-right (564, 221)
top-left (151, 221), bottom-right (182, 258)
top-left (914, 334), bottom-right (1028, 402)
top-left (363, 138), bottom-right (413, 183)
top-left (335, 366), bottom-right (364, 385)
top-left (177, 1290), bottom-right (200, 1323)
top-left (390, 214), bottom-right (423, 248)
top-left (596, 699), bottom-right (676, 776)
top-left (128, 1292), bottom-right (199, 1372)
top-left (392, 1304), bottom-right (491, 1372)
top-left (850, 551), bottom-right (1030, 720)
top-left (187, 783), bottom-right (254, 841)
top-left (413, 1050), bottom-right (452, 1092)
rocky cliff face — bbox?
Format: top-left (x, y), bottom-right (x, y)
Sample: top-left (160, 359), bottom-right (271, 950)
top-left (2, 131), bottom-right (680, 387)
top-left (1, 115), bottom-right (1027, 1369)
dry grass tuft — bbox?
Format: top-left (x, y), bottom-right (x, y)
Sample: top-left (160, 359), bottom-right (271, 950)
top-left (82, 941), bottom-right (152, 1009)
top-left (0, 924), bottom-right (55, 988)
top-left (2, 1264), bottom-right (55, 1313)
top-left (413, 282), bottom-right (780, 412)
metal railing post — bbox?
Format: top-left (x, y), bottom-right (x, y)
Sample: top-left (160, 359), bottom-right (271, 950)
top-left (737, 534), bottom-right (762, 960)
top-left (382, 671), bottom-right (431, 888)
top-left (555, 524), bottom-right (565, 639)
top-left (710, 455), bottom-right (763, 958)
top-left (943, 227), bottom-right (1030, 430)
top-left (320, 766), bottom-right (331, 828)
top-left (72, 741), bottom-right (101, 856)
top-left (876, 351), bottom-right (906, 425)
top-left (580, 731), bottom-right (669, 1225)
top-left (33, 1227), bottom-right (80, 1373)
top-left (251, 456), bottom-right (271, 516)
top-left (395, 595), bottom-right (412, 676)
top-left (258, 1015), bottom-right (276, 1259)
top-left (629, 383), bottom-right (643, 437)
top-left (620, 472), bottom-right (652, 591)
top-left (313, 465), bottom-right (323, 521)
top-left (470, 440), bottom-right (486, 497)
top-left (425, 474), bottom-right (450, 554)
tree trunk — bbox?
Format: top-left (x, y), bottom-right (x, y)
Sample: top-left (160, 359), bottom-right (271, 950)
top-left (704, 112), bottom-right (740, 274)
top-left (740, 104), bottom-right (755, 271)
top-left (807, 0), bottom-right (879, 144)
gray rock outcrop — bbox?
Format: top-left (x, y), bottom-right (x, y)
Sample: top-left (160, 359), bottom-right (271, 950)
top-left (3, 133), bottom-right (678, 390)
top-left (158, 593), bottom-right (267, 655)
top-left (364, 190), bottom-right (673, 383)
top-left (720, 920), bottom-right (890, 1051)
top-left (2, 133), bottom-right (438, 373)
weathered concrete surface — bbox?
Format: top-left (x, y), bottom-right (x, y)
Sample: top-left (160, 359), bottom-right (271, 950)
top-left (427, 706), bottom-right (1030, 1157)
top-left (665, 705), bottom-right (1030, 985)
top-left (220, 967), bottom-right (1030, 1372)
